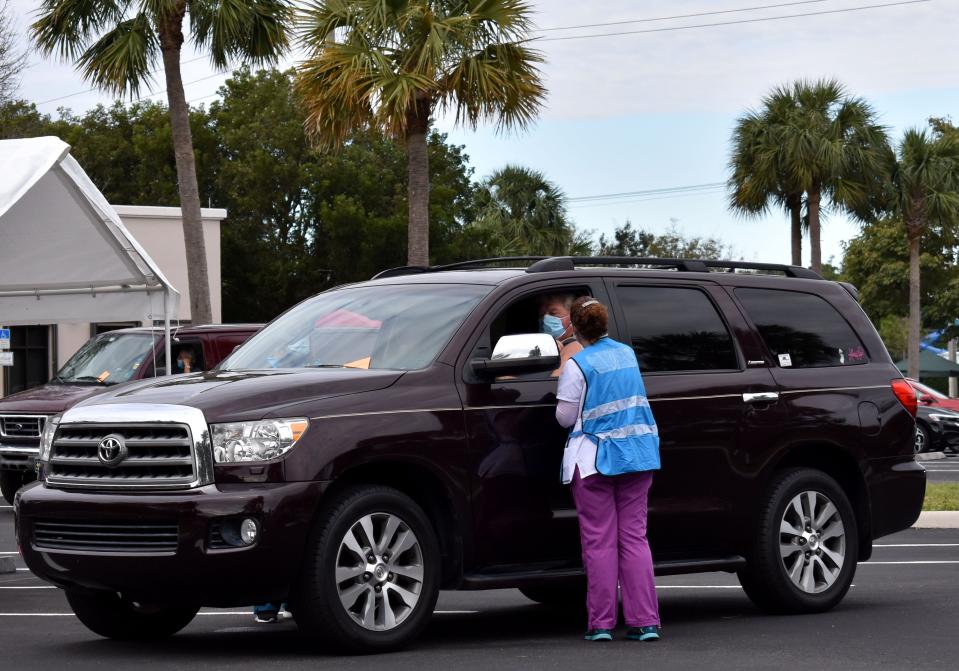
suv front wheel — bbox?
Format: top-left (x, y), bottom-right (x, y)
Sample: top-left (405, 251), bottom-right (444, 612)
top-left (738, 468), bottom-right (858, 614)
top-left (65, 590), bottom-right (199, 639)
top-left (294, 485), bottom-right (440, 653)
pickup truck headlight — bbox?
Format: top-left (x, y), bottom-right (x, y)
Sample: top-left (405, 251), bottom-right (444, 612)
top-left (211, 418), bottom-right (309, 463)
top-left (38, 414), bottom-right (60, 462)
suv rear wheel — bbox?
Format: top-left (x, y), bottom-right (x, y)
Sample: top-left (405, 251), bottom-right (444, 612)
top-left (738, 468), bottom-right (858, 614)
top-left (294, 485), bottom-right (440, 653)
top-left (65, 590), bottom-right (199, 640)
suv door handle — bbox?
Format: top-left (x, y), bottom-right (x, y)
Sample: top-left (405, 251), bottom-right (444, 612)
top-left (742, 392), bottom-right (780, 404)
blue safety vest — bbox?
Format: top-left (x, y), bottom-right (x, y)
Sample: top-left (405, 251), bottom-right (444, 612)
top-left (569, 336), bottom-right (660, 476)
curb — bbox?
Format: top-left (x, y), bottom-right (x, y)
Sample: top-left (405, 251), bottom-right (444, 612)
top-left (913, 511), bottom-right (959, 529)
top-left (916, 451), bottom-right (947, 462)
top-left (0, 556), bottom-right (15, 574)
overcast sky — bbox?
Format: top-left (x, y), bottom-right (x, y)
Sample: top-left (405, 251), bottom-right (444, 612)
top-left (7, 0), bottom-right (959, 266)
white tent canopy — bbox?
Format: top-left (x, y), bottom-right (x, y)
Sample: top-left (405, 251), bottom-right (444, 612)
top-left (0, 136), bottom-right (179, 371)
top-left (0, 136), bottom-right (179, 325)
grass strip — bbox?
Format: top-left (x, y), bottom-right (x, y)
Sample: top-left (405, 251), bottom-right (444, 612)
top-left (922, 483), bottom-right (959, 511)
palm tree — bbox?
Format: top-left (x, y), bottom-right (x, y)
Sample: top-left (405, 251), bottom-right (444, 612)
top-left (32, 1), bottom-right (293, 324)
top-left (472, 165), bottom-right (580, 256)
top-left (729, 80), bottom-right (888, 273)
top-left (885, 129), bottom-right (959, 379)
top-left (728, 106), bottom-right (804, 266)
top-left (295, 0), bottom-right (546, 267)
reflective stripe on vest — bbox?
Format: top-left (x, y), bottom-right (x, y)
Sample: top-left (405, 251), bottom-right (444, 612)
top-left (571, 337), bottom-right (660, 475)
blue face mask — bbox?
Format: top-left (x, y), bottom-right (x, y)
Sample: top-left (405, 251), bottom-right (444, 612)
top-left (176, 360), bottom-right (185, 371)
top-left (540, 314), bottom-right (567, 339)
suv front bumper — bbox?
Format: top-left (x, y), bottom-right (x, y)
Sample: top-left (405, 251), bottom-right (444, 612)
top-left (0, 445), bottom-right (39, 473)
top-left (16, 480), bottom-right (329, 607)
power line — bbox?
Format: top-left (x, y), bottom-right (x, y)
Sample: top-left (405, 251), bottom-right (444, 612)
top-left (539, 0), bottom-right (831, 32)
top-left (568, 182), bottom-right (727, 203)
top-left (34, 54), bottom-right (211, 106)
top-left (537, 0), bottom-right (932, 42)
top-left (568, 188), bottom-right (728, 209)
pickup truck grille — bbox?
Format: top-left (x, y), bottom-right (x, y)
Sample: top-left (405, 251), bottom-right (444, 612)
top-left (33, 519), bottom-right (179, 553)
top-left (46, 423), bottom-right (197, 489)
top-left (0, 415), bottom-right (45, 438)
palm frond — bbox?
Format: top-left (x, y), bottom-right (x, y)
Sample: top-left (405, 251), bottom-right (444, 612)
top-left (32, 0), bottom-right (126, 59)
top-left (190, 0), bottom-right (293, 69)
top-left (75, 12), bottom-right (158, 96)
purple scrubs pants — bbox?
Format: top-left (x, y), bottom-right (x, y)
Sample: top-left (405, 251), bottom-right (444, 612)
top-left (571, 468), bottom-right (660, 630)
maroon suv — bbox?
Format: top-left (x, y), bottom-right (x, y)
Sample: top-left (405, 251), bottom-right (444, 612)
top-left (14, 257), bottom-right (925, 652)
top-left (0, 324), bottom-right (260, 503)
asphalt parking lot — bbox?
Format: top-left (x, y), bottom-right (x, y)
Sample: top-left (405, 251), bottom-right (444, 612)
top-left (2, 504), bottom-right (957, 671)
top-left (923, 453), bottom-right (959, 483)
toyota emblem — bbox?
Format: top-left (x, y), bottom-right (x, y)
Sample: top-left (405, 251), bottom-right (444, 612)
top-left (97, 434), bottom-right (127, 467)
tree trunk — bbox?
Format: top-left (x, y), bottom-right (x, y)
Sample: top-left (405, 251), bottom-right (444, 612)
top-left (405, 96), bottom-right (431, 267)
top-left (907, 222), bottom-right (922, 380)
top-left (158, 4), bottom-right (213, 325)
top-left (808, 186), bottom-right (822, 273)
top-left (788, 193), bottom-right (802, 266)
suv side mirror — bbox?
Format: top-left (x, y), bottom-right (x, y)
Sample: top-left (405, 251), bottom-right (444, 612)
top-left (471, 333), bottom-right (561, 376)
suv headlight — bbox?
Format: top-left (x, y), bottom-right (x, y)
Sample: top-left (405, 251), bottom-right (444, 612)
top-left (211, 418), bottom-right (309, 463)
top-left (39, 414), bottom-right (60, 462)
top-left (929, 413), bottom-right (959, 424)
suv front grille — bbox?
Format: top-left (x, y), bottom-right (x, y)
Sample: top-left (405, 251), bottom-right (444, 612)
top-left (33, 519), bottom-right (179, 553)
top-left (47, 423), bottom-right (197, 489)
top-left (0, 415), bottom-right (45, 438)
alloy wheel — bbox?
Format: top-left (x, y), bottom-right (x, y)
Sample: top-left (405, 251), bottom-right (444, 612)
top-left (335, 512), bottom-right (424, 631)
top-left (915, 428), bottom-right (926, 454)
top-left (779, 490), bottom-right (846, 594)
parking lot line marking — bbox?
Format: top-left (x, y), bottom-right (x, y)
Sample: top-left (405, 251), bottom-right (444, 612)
top-left (0, 586), bottom-right (55, 589)
top-left (0, 610), bottom-right (483, 617)
top-left (873, 543), bottom-right (959, 548)
top-left (860, 560), bottom-right (959, 565)
top-left (656, 585), bottom-right (741, 589)
top-left (0, 552), bottom-right (19, 555)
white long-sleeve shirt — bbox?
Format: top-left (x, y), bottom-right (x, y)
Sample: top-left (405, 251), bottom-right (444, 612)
top-left (555, 361), bottom-right (598, 484)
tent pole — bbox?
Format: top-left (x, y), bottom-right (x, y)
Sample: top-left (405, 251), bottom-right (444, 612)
top-left (164, 287), bottom-right (173, 377)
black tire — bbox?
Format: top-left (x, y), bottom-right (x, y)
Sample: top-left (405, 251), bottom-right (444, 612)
top-left (0, 470), bottom-right (24, 506)
top-left (738, 468), bottom-right (858, 614)
top-left (293, 485), bottom-right (441, 654)
top-left (65, 590), bottom-right (199, 640)
top-left (915, 424), bottom-right (930, 454)
top-left (519, 580), bottom-right (587, 609)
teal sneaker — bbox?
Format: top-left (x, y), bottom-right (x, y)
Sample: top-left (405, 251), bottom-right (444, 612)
top-left (627, 626), bottom-right (661, 642)
top-left (584, 629), bottom-right (613, 642)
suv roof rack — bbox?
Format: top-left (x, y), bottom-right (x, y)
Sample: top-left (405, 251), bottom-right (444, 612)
top-left (371, 256), bottom-right (822, 280)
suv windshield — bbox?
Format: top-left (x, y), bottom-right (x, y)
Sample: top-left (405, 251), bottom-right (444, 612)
top-left (55, 332), bottom-right (157, 385)
top-left (223, 284), bottom-right (490, 371)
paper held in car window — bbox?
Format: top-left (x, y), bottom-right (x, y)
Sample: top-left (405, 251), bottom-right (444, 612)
top-left (778, 353), bottom-right (793, 368)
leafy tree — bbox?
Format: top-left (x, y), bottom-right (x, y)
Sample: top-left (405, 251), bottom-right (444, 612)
top-left (470, 165), bottom-right (584, 256)
top-left (596, 222), bottom-right (733, 260)
top-left (295, 0), bottom-right (546, 267)
top-left (728, 80), bottom-right (888, 273)
top-left (0, 0), bottom-right (25, 104)
top-left (32, 0), bottom-right (294, 324)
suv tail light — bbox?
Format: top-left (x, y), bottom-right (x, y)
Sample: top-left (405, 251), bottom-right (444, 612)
top-left (891, 379), bottom-right (918, 417)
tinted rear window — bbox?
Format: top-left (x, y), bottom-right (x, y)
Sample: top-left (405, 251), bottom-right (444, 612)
top-left (736, 288), bottom-right (867, 368)
top-left (616, 286), bottom-right (739, 372)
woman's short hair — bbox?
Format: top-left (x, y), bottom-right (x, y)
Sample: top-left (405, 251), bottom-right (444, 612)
top-left (570, 296), bottom-right (608, 342)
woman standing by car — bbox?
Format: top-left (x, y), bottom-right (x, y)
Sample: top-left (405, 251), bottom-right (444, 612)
top-left (555, 297), bottom-right (661, 642)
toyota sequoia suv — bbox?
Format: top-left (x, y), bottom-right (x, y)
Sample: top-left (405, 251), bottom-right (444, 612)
top-left (14, 257), bottom-right (925, 652)
top-left (0, 324), bottom-right (261, 504)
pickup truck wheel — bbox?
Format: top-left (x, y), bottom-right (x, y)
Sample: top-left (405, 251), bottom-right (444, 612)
top-left (294, 485), bottom-right (440, 653)
top-left (65, 590), bottom-right (199, 640)
top-left (519, 581), bottom-right (587, 609)
top-left (0, 471), bottom-right (23, 506)
top-left (738, 468), bottom-right (858, 614)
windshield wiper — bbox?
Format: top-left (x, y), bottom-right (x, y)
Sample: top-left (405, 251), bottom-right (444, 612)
top-left (304, 364), bottom-right (345, 368)
top-left (71, 376), bottom-right (113, 385)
